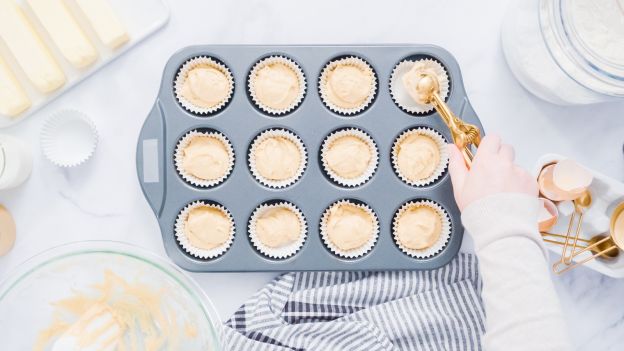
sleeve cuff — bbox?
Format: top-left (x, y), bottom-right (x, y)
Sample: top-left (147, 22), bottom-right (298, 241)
top-left (461, 193), bottom-right (548, 257)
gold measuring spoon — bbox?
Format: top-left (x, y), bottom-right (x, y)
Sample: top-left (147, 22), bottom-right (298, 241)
top-left (411, 70), bottom-right (481, 166)
top-left (552, 202), bottom-right (624, 274)
top-left (560, 190), bottom-right (592, 264)
top-left (541, 233), bottom-right (619, 259)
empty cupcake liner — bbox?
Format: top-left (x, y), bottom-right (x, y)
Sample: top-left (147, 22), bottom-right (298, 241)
top-left (392, 200), bottom-right (451, 259)
top-left (40, 110), bottom-right (98, 167)
top-left (248, 56), bottom-right (307, 116)
top-left (248, 129), bottom-right (307, 189)
top-left (319, 56), bottom-right (378, 115)
top-left (321, 128), bottom-right (379, 187)
top-left (174, 56), bottom-right (235, 115)
top-left (174, 130), bottom-right (235, 188)
top-left (320, 199), bottom-right (379, 259)
top-left (389, 59), bottom-right (450, 114)
top-left (248, 201), bottom-right (307, 259)
top-left (391, 127), bottom-right (449, 187)
top-left (175, 200), bottom-right (235, 260)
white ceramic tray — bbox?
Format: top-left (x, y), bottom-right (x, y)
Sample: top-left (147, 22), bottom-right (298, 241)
top-left (534, 154), bottom-right (624, 278)
top-left (0, 0), bottom-right (170, 128)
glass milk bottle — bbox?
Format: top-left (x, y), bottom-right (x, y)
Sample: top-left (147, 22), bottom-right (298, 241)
top-left (0, 134), bottom-right (32, 190)
top-left (502, 0), bottom-right (624, 105)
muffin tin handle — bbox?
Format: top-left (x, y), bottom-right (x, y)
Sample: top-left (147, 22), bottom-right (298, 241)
top-left (136, 102), bottom-right (166, 217)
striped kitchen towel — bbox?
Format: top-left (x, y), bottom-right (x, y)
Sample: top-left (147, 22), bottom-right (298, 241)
top-left (221, 253), bottom-right (485, 351)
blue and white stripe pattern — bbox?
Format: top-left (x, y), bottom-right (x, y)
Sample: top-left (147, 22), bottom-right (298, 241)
top-left (222, 253), bottom-right (485, 350)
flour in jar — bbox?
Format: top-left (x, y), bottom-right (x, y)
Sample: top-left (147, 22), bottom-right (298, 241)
top-left (571, 0), bottom-right (624, 64)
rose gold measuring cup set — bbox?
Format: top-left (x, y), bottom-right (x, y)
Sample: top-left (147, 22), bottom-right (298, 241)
top-left (538, 161), bottom-right (624, 274)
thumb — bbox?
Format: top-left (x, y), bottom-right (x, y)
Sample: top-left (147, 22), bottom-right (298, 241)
top-left (448, 144), bottom-right (468, 196)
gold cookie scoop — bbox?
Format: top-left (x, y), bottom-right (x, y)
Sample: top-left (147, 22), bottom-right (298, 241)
top-left (403, 60), bottom-right (481, 166)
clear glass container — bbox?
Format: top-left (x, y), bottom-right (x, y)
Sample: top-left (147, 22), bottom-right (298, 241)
top-left (0, 134), bottom-right (32, 190)
top-left (502, 0), bottom-right (624, 105)
top-left (0, 241), bottom-right (222, 350)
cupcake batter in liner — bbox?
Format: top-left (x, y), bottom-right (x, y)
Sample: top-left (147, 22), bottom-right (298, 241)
top-left (248, 129), bottom-right (307, 189)
top-left (320, 199), bottom-right (379, 259)
top-left (248, 201), bottom-right (307, 259)
top-left (174, 56), bottom-right (234, 115)
top-left (248, 56), bottom-right (307, 115)
top-left (174, 130), bottom-right (235, 188)
top-left (319, 56), bottom-right (377, 115)
top-left (392, 200), bottom-right (451, 259)
top-left (175, 201), bottom-right (235, 260)
top-left (389, 59), bottom-right (449, 114)
top-left (392, 127), bottom-right (449, 187)
top-left (321, 128), bottom-right (378, 187)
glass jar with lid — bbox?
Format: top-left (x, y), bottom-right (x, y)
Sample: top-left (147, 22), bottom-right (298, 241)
top-left (502, 0), bottom-right (624, 105)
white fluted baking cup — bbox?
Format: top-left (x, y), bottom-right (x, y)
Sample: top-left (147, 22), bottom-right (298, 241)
top-left (392, 127), bottom-right (449, 187)
top-left (248, 201), bottom-right (307, 259)
top-left (248, 56), bottom-right (306, 115)
top-left (320, 200), bottom-right (379, 259)
top-left (174, 56), bottom-right (234, 115)
top-left (389, 59), bottom-right (449, 114)
top-left (321, 128), bottom-right (378, 187)
top-left (392, 200), bottom-right (451, 259)
top-left (248, 129), bottom-right (307, 189)
top-left (319, 57), bottom-right (377, 115)
top-left (175, 201), bottom-right (235, 260)
top-left (40, 110), bottom-right (98, 167)
top-left (174, 130), bottom-right (234, 188)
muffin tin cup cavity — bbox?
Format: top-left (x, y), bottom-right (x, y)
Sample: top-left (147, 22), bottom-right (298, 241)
top-left (247, 55), bottom-right (307, 116)
top-left (319, 56), bottom-right (378, 116)
top-left (320, 128), bottom-right (379, 187)
top-left (248, 201), bottom-right (308, 259)
top-left (390, 58), bottom-right (450, 115)
top-left (392, 127), bottom-right (449, 187)
top-left (175, 201), bottom-right (235, 260)
top-left (320, 199), bottom-right (380, 259)
top-left (392, 199), bottom-right (452, 259)
top-left (248, 128), bottom-right (307, 189)
top-left (174, 56), bottom-right (235, 116)
top-left (174, 130), bottom-right (235, 188)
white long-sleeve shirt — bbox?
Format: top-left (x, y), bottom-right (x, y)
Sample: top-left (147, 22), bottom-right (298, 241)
top-left (462, 193), bottom-right (571, 351)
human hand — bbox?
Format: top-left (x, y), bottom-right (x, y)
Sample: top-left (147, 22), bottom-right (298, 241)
top-left (448, 135), bottom-right (538, 211)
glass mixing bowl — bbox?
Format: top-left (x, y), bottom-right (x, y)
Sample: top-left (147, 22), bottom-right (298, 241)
top-left (0, 241), bottom-right (222, 350)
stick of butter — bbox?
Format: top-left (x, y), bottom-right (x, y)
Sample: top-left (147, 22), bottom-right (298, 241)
top-left (75, 0), bottom-right (129, 50)
top-left (27, 0), bottom-right (98, 69)
top-left (0, 56), bottom-right (31, 117)
top-left (0, 0), bottom-right (66, 93)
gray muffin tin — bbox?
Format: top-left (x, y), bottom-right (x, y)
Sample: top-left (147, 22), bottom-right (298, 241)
top-left (136, 45), bottom-right (484, 272)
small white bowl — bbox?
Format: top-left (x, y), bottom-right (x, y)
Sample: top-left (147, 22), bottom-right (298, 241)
top-left (41, 110), bottom-right (98, 167)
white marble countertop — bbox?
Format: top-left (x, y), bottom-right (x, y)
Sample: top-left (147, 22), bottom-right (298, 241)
top-left (1, 0), bottom-right (623, 349)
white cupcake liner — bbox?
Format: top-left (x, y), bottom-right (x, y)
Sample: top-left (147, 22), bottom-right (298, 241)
top-left (174, 130), bottom-right (235, 188)
top-left (392, 127), bottom-right (449, 187)
top-left (392, 200), bottom-right (451, 259)
top-left (175, 201), bottom-right (235, 260)
top-left (319, 57), bottom-right (377, 115)
top-left (389, 59), bottom-right (450, 114)
top-left (40, 109), bottom-right (98, 167)
top-left (248, 56), bottom-right (307, 115)
top-left (321, 128), bottom-right (379, 187)
top-left (248, 201), bottom-right (307, 259)
top-left (248, 129), bottom-right (307, 189)
top-left (174, 56), bottom-right (234, 115)
top-left (320, 200), bottom-right (380, 259)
